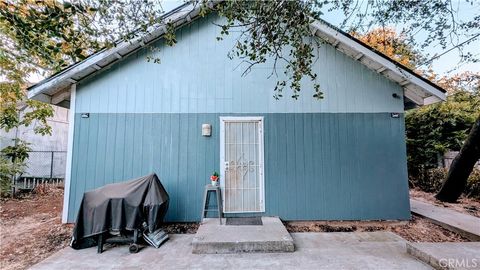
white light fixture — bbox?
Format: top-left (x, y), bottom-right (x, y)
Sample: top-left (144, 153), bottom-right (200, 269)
top-left (202, 124), bottom-right (212, 137)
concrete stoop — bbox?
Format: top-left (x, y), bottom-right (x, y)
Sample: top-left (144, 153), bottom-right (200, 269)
top-left (407, 242), bottom-right (480, 270)
top-left (192, 217), bottom-right (294, 254)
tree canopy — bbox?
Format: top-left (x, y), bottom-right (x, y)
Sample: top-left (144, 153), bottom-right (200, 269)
top-left (406, 75), bottom-right (480, 177)
top-left (352, 28), bottom-right (423, 70)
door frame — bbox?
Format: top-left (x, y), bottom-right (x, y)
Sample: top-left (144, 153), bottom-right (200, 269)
top-left (219, 116), bottom-right (265, 213)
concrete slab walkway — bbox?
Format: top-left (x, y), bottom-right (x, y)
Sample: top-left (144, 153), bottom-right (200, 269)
top-left (407, 242), bottom-right (480, 270)
top-left (30, 232), bottom-right (431, 270)
top-left (410, 199), bottom-right (480, 241)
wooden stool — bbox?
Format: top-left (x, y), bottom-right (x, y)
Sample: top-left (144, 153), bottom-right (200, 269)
top-left (201, 184), bottom-right (223, 224)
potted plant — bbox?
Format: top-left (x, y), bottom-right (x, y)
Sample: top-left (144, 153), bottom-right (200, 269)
top-left (210, 172), bottom-right (219, 186)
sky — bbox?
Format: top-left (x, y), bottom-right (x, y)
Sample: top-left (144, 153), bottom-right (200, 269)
top-left (319, 0), bottom-right (480, 75)
top-left (26, 0), bottom-right (480, 83)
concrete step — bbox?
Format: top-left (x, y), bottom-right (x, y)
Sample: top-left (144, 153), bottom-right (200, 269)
top-left (407, 242), bottom-right (480, 270)
top-left (192, 217), bottom-right (294, 254)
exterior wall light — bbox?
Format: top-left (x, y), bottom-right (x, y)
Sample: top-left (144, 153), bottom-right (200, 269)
top-left (202, 124), bottom-right (212, 137)
top-left (81, 113), bottom-right (90, 118)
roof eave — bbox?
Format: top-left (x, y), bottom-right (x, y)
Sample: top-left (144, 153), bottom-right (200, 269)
top-left (27, 2), bottom-right (203, 105)
top-left (28, 5), bottom-right (447, 107)
top-left (310, 20), bottom-right (446, 106)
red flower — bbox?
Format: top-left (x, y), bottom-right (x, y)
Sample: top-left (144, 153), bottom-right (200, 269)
top-left (210, 175), bottom-right (219, 181)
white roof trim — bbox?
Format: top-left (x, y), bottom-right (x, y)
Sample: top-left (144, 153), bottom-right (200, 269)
top-left (27, 2), bottom-right (201, 102)
top-left (310, 21), bottom-right (446, 105)
top-left (28, 4), bottom-right (446, 107)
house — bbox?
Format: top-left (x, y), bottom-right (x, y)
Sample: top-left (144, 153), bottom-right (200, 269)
top-left (27, 3), bottom-right (446, 223)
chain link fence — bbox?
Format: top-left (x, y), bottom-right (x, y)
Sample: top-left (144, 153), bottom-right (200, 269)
top-left (15, 151), bottom-right (67, 190)
top-left (22, 151), bottom-right (67, 178)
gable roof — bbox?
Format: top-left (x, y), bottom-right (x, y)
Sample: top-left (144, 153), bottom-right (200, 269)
top-left (27, 2), bottom-right (446, 108)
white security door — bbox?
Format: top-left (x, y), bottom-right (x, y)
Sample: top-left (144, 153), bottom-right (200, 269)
top-left (220, 117), bottom-right (265, 213)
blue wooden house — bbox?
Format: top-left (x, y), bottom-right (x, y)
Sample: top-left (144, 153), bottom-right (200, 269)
top-left (28, 3), bottom-right (446, 223)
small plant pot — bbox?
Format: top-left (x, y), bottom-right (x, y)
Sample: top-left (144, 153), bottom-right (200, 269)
top-left (211, 180), bottom-right (218, 186)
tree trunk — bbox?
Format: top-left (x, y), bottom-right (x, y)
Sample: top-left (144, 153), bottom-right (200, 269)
top-left (436, 115), bottom-right (480, 202)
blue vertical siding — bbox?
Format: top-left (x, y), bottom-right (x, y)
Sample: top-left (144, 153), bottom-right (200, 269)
top-left (67, 14), bottom-right (411, 222)
top-left (74, 15), bottom-right (404, 115)
top-left (68, 113), bottom-right (410, 222)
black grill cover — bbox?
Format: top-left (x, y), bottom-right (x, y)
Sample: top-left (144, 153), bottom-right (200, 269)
top-left (71, 173), bottom-right (169, 249)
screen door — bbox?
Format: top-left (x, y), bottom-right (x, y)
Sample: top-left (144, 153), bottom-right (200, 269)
top-left (220, 117), bottom-right (265, 213)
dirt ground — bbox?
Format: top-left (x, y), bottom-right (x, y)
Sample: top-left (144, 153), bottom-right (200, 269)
top-left (0, 186), bottom-right (203, 270)
top-left (410, 188), bottom-right (480, 217)
top-left (0, 186), bottom-right (72, 270)
top-left (285, 189), bottom-right (475, 242)
top-left (284, 215), bottom-right (469, 242)
top-left (161, 223), bottom-right (199, 234)
top-left (0, 188), bottom-right (473, 270)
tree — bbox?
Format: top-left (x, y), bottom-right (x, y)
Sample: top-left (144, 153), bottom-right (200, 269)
top-left (436, 115), bottom-right (480, 202)
top-left (1, 1), bottom-right (64, 195)
top-left (406, 73), bottom-right (479, 172)
top-left (355, 30), bottom-right (479, 199)
top-left (0, 139), bottom-right (31, 196)
top-left (407, 92), bottom-right (478, 172)
top-left (352, 27), bottom-right (423, 70)
top-left (434, 72), bottom-right (480, 202)
top-left (0, 1), bottom-right (78, 136)
top-left (1, 48), bottom-right (54, 196)
top-left (0, 0), bottom-right (164, 143)
top-left (0, 77), bottom-right (53, 196)
top-left (0, 82), bottom-right (54, 135)
top-left (404, 72), bottom-right (480, 201)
